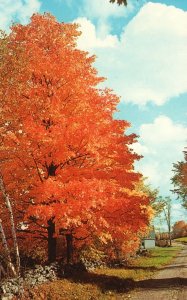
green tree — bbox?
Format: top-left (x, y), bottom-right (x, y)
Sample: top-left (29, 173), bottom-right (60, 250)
top-left (134, 179), bottom-right (161, 216)
top-left (171, 149), bottom-right (187, 209)
top-left (155, 196), bottom-right (172, 246)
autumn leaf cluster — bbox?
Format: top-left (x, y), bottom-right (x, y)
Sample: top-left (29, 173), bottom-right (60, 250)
top-left (0, 14), bottom-right (153, 258)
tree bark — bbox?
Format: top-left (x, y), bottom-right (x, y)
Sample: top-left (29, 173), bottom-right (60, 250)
top-left (0, 174), bottom-right (20, 274)
top-left (0, 263), bottom-right (6, 279)
top-left (0, 219), bottom-right (17, 277)
top-left (47, 218), bottom-right (56, 262)
top-left (66, 233), bottom-right (73, 264)
top-left (163, 197), bottom-right (172, 247)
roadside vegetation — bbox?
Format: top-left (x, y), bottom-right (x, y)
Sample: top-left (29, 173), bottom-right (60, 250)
top-left (174, 237), bottom-right (187, 244)
top-left (96, 245), bottom-right (181, 280)
top-left (20, 245), bottom-right (182, 300)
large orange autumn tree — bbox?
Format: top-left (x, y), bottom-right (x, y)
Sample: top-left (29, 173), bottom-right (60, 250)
top-left (0, 14), bottom-right (152, 262)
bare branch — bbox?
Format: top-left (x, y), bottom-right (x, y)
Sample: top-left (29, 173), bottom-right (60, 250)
top-left (31, 153), bottom-right (44, 183)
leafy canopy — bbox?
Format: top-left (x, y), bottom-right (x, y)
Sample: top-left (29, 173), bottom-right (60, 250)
top-left (0, 13), bottom-right (153, 256)
top-left (171, 149), bottom-right (187, 209)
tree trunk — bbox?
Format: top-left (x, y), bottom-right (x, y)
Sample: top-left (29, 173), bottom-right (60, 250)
top-left (66, 233), bottom-right (73, 264)
top-left (168, 205), bottom-right (172, 246)
top-left (0, 263), bottom-right (6, 280)
top-left (0, 174), bottom-right (20, 274)
top-left (163, 197), bottom-right (172, 247)
top-left (47, 218), bottom-right (56, 262)
top-left (0, 219), bottom-right (17, 277)
top-left (168, 225), bottom-right (172, 246)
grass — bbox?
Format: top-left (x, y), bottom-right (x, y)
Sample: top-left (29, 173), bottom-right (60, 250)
top-left (20, 245), bottom-right (182, 300)
top-left (130, 246), bottom-right (182, 270)
top-left (174, 236), bottom-right (187, 244)
top-left (96, 246), bottom-right (181, 281)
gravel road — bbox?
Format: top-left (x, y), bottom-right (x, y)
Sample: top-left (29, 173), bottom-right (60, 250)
top-left (129, 244), bottom-right (187, 300)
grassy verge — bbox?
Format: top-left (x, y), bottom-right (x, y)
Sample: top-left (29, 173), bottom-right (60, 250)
top-left (131, 246), bottom-right (182, 271)
top-left (174, 237), bottom-right (187, 244)
top-left (20, 245), bottom-right (182, 300)
top-left (96, 245), bottom-right (181, 281)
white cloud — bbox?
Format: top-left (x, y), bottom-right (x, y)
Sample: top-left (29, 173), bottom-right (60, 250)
top-left (171, 204), bottom-right (187, 222)
top-left (131, 142), bottom-right (150, 156)
top-left (134, 115), bottom-right (187, 194)
top-left (0, 0), bottom-right (41, 31)
top-left (79, 0), bottom-right (135, 38)
top-left (80, 0), bottom-right (134, 20)
top-left (74, 17), bottom-right (119, 50)
top-left (135, 115), bottom-right (187, 226)
top-left (139, 116), bottom-right (187, 145)
top-left (76, 2), bottom-right (187, 106)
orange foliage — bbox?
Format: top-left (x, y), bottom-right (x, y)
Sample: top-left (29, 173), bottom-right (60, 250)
top-left (173, 220), bottom-right (187, 239)
top-left (0, 14), bottom-right (152, 258)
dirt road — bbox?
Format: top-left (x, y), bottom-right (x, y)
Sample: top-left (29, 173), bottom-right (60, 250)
top-left (130, 244), bottom-right (187, 300)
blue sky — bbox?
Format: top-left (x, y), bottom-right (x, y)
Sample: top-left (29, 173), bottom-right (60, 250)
top-left (0, 0), bottom-right (186, 227)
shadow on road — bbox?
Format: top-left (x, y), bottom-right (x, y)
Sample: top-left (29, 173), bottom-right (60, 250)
top-left (136, 277), bottom-right (187, 289)
top-left (66, 271), bottom-right (187, 294)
